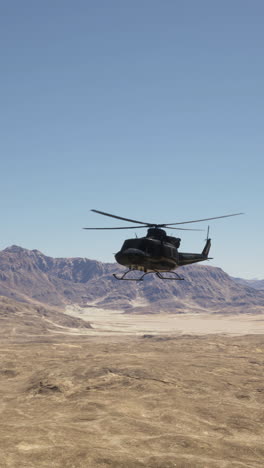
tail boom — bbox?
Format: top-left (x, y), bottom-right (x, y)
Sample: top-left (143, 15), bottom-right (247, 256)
top-left (178, 238), bottom-right (212, 266)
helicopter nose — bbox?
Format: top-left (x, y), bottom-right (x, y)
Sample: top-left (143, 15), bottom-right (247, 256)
top-left (123, 248), bottom-right (145, 256)
top-left (122, 248), bottom-right (145, 261)
top-left (115, 248), bottom-right (146, 266)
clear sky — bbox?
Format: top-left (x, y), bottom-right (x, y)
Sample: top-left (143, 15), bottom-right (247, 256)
top-left (0, 1), bottom-right (263, 278)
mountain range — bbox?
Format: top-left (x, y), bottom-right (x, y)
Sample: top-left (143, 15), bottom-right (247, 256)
top-left (0, 245), bottom-right (263, 314)
top-left (232, 277), bottom-right (264, 290)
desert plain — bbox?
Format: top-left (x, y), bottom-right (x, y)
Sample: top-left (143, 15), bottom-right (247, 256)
top-left (0, 308), bottom-right (264, 468)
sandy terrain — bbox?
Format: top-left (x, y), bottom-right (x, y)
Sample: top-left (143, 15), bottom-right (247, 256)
top-left (1, 303), bottom-right (264, 467)
top-left (0, 332), bottom-right (263, 467)
top-left (64, 306), bottom-right (264, 336)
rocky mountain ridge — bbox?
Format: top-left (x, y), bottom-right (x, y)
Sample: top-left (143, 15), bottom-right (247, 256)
top-left (232, 277), bottom-right (264, 291)
top-left (0, 245), bottom-right (263, 314)
top-left (0, 295), bottom-right (91, 341)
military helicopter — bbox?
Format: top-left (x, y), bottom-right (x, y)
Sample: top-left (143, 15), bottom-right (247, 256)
top-left (83, 209), bottom-right (243, 281)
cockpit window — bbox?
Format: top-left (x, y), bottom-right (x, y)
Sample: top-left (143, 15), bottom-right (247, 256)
top-left (122, 239), bottom-right (141, 249)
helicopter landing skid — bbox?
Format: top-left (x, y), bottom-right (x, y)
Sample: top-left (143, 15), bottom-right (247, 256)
top-left (156, 271), bottom-right (184, 281)
top-left (113, 269), bottom-right (184, 281)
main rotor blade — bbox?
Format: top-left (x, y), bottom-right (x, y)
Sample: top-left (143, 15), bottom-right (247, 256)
top-left (91, 209), bottom-right (152, 226)
top-left (168, 227), bottom-right (204, 231)
top-left (83, 225), bottom-right (203, 231)
top-left (83, 225), bottom-right (149, 230)
top-left (163, 212), bottom-right (244, 226)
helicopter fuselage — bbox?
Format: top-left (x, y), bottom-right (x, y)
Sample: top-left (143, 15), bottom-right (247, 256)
top-left (84, 208), bottom-right (242, 280)
top-left (115, 228), bottom-right (211, 273)
top-left (115, 237), bottom-right (178, 272)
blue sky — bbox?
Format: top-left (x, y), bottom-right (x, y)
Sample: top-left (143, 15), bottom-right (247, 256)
top-left (0, 1), bottom-right (263, 278)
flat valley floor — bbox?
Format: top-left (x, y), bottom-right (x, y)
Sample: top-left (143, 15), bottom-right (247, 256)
top-left (1, 312), bottom-right (264, 467)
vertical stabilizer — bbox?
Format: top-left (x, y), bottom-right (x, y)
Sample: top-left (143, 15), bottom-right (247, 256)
top-left (202, 238), bottom-right (211, 257)
top-left (202, 226), bottom-right (211, 257)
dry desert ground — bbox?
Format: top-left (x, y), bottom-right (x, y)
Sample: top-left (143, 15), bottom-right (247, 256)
top-left (0, 310), bottom-right (263, 467)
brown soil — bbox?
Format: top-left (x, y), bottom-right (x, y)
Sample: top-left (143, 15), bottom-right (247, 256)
top-left (0, 333), bottom-right (263, 467)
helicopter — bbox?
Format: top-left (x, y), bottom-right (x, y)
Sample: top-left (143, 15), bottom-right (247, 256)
top-left (83, 209), bottom-right (243, 281)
